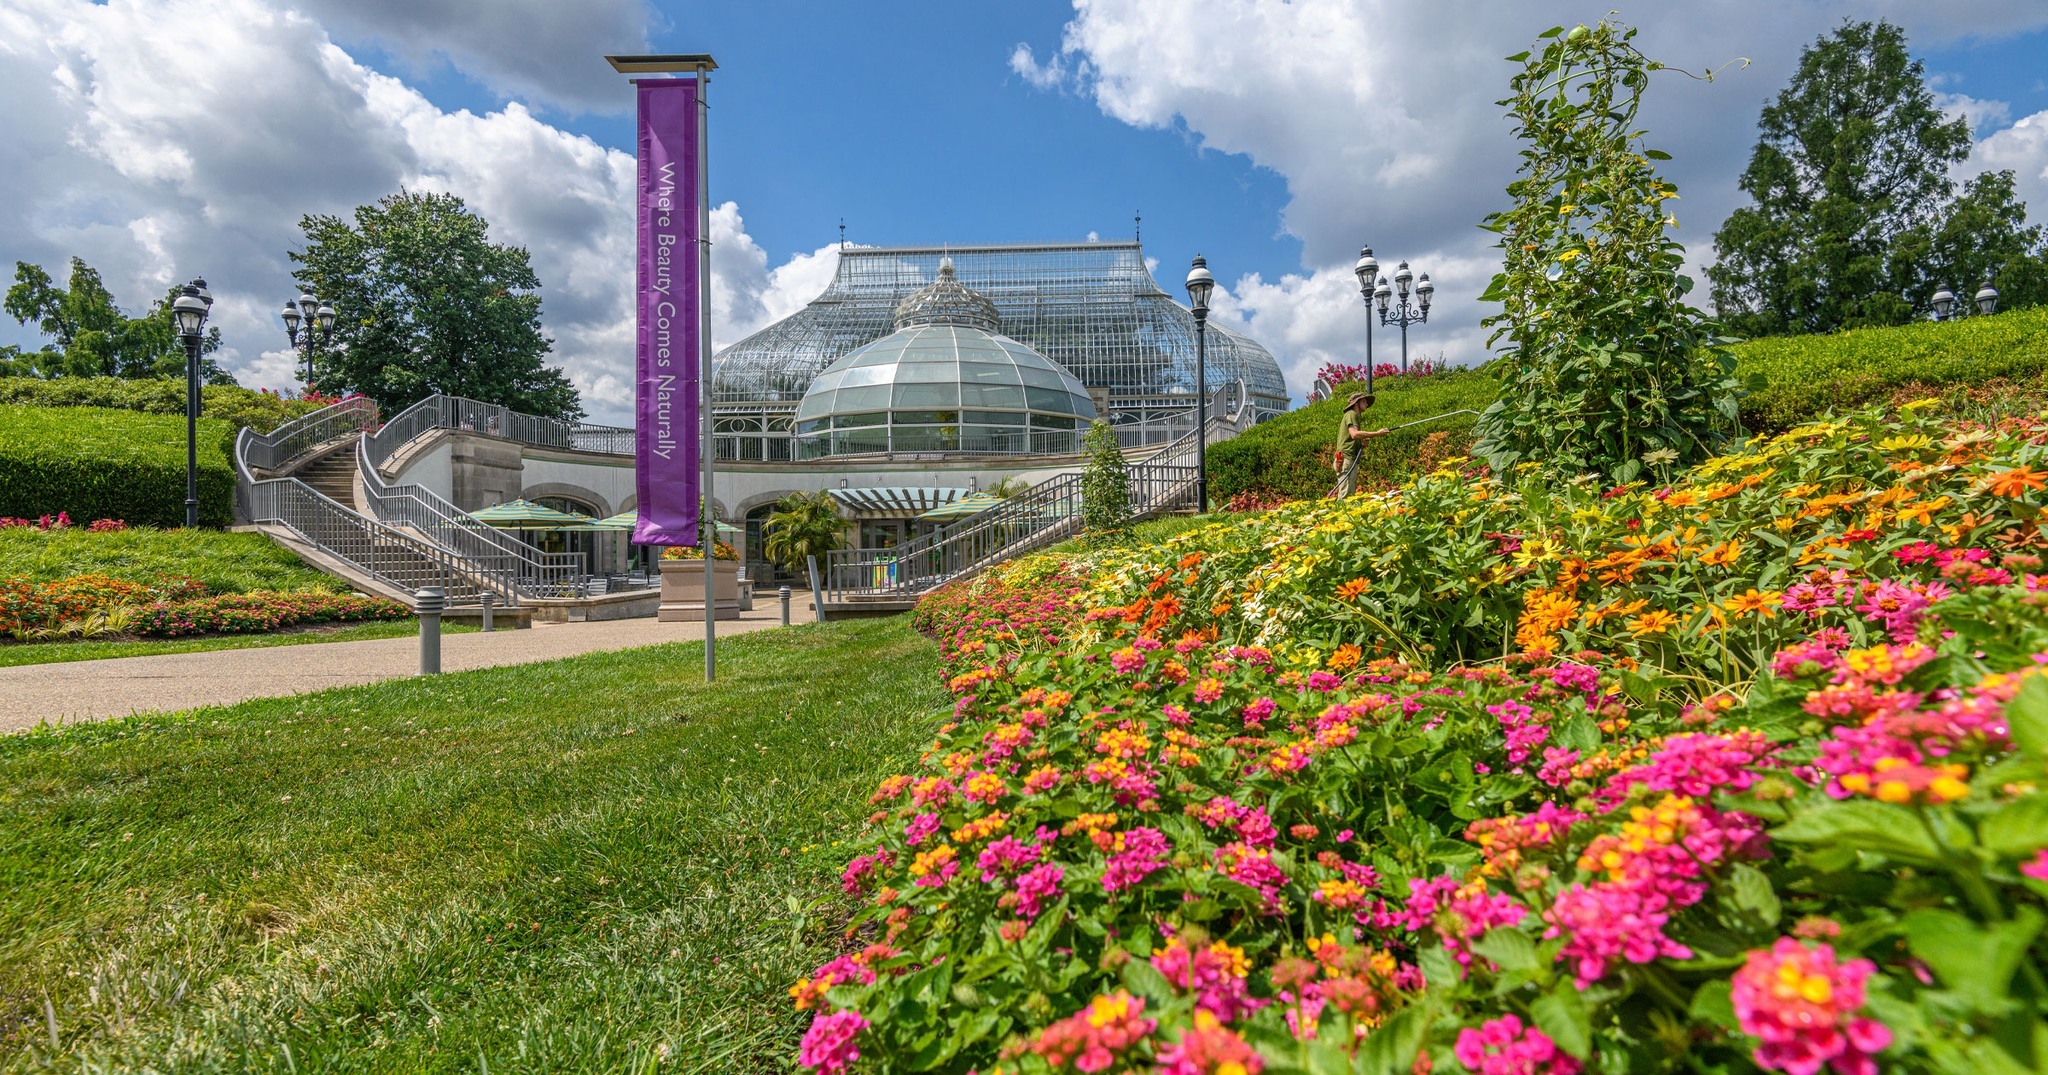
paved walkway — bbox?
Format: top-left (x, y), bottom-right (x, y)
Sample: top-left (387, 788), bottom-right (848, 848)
top-left (1, 604), bottom-right (815, 735)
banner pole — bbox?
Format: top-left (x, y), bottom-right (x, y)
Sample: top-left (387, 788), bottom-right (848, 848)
top-left (698, 61), bottom-right (716, 683)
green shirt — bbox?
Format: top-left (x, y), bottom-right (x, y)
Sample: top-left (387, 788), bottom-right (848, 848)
top-left (1338, 408), bottom-right (1364, 456)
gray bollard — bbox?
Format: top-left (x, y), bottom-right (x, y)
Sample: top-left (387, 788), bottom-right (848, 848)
top-left (416, 587), bottom-right (444, 675)
top-left (480, 592), bottom-right (495, 633)
top-left (779, 585), bottom-right (791, 626)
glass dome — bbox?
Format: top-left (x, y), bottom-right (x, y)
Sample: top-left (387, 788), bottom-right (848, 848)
top-left (793, 325), bottom-right (1098, 457)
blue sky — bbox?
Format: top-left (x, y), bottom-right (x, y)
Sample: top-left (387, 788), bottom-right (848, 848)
top-left (5, 1), bottom-right (2048, 422)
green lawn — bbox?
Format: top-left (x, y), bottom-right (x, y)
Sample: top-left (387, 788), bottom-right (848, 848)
top-left (0, 620), bottom-right (476, 668)
top-left (0, 526), bottom-right (342, 594)
top-left (0, 616), bottom-right (945, 1072)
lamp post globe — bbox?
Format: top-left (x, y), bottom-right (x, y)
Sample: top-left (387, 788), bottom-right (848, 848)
top-left (1931, 283), bottom-right (1956, 321)
top-left (1184, 254), bottom-right (1216, 514)
top-left (1353, 246), bottom-right (1380, 393)
top-left (282, 288), bottom-right (335, 388)
top-left (172, 281), bottom-right (211, 529)
top-left (1366, 256), bottom-right (1431, 373)
top-left (1976, 282), bottom-right (2000, 317)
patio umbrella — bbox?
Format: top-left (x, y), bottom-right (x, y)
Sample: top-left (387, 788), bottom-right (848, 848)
top-left (917, 491), bottom-right (1006, 522)
top-left (466, 499), bottom-right (596, 529)
top-left (571, 510), bottom-right (740, 535)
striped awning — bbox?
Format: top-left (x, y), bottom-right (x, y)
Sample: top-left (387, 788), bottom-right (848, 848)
top-left (827, 486), bottom-right (971, 518)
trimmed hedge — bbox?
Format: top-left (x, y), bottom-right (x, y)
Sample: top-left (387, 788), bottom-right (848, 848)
top-left (0, 377), bottom-right (324, 432)
top-left (0, 525), bottom-right (340, 594)
top-left (1208, 370), bottom-right (1493, 503)
top-left (0, 406), bottom-right (236, 528)
top-left (1210, 306), bottom-right (2048, 503)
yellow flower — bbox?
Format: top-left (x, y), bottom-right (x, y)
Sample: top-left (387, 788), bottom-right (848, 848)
top-left (1879, 434), bottom-right (1934, 452)
top-left (1627, 609), bottom-right (1677, 636)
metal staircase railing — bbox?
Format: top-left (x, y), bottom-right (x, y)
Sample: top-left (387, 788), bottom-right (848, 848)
top-left (238, 396), bottom-right (379, 472)
top-left (237, 425), bottom-right (522, 606)
top-left (354, 437), bottom-right (584, 599)
top-left (820, 381), bottom-right (1253, 607)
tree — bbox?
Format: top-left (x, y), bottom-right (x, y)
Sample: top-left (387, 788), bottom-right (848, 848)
top-left (1080, 420), bottom-right (1132, 536)
top-left (1472, 21), bottom-right (1741, 484)
top-left (291, 190), bottom-right (582, 420)
top-left (1707, 20), bottom-right (2047, 335)
top-left (2, 258), bottom-right (231, 382)
top-left (762, 490), bottom-right (847, 573)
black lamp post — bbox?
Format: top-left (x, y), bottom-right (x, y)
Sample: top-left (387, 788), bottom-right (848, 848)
top-left (1184, 254), bottom-right (1216, 513)
top-left (1370, 260), bottom-right (1433, 373)
top-left (1353, 246), bottom-right (1380, 394)
top-left (280, 290), bottom-right (335, 387)
top-left (1931, 281), bottom-right (2000, 321)
top-left (171, 279), bottom-right (212, 528)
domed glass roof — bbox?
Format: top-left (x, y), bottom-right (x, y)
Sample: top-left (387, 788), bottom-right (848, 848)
top-left (794, 324), bottom-right (1098, 457)
top-left (892, 257), bottom-right (1001, 332)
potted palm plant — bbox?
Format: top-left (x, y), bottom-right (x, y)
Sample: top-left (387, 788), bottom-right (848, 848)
top-left (762, 491), bottom-right (849, 605)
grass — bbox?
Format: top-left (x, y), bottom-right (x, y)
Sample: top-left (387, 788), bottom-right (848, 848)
top-left (1042, 513), bottom-right (1226, 556)
top-left (0, 526), bottom-right (342, 594)
top-left (0, 620), bottom-right (476, 668)
top-left (0, 616), bottom-right (947, 1072)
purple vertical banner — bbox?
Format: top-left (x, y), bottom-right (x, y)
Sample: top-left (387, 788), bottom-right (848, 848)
top-left (633, 78), bottom-right (701, 547)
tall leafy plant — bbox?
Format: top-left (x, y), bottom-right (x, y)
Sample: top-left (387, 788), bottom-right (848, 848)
top-left (1473, 21), bottom-right (1742, 484)
top-left (1079, 420), bottom-right (1131, 538)
top-left (761, 490), bottom-right (846, 573)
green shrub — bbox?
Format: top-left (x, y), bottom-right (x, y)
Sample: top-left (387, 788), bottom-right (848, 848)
top-left (1212, 307), bottom-right (2048, 504)
top-left (1080, 420), bottom-right (1131, 536)
top-left (1208, 370), bottom-right (1495, 503)
top-left (0, 406), bottom-right (236, 528)
top-left (0, 377), bottom-right (323, 432)
top-left (0, 525), bottom-right (339, 594)
top-left (1733, 304), bottom-right (2048, 431)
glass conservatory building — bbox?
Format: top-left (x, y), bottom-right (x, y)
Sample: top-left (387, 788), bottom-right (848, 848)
top-left (711, 240), bottom-right (1288, 462)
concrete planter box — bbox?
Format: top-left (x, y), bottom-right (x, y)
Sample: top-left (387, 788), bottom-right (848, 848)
top-left (658, 559), bottom-right (741, 621)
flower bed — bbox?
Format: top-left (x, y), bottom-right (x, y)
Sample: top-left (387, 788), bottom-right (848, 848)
top-left (1, 572), bottom-right (405, 640)
top-left (797, 402), bottom-right (2048, 1073)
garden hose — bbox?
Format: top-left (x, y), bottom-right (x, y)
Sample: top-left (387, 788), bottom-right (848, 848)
top-left (1328, 409), bottom-right (1485, 499)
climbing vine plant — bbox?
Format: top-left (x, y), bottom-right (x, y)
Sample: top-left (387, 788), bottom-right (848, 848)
top-left (1473, 20), bottom-right (1743, 484)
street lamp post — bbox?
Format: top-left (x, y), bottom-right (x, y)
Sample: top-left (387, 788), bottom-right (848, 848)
top-left (1930, 281), bottom-right (2000, 321)
top-left (1184, 255), bottom-right (1216, 514)
top-left (1353, 247), bottom-right (1380, 394)
top-left (280, 290), bottom-right (336, 387)
top-left (171, 279), bottom-right (212, 528)
top-left (1371, 260), bottom-right (1433, 373)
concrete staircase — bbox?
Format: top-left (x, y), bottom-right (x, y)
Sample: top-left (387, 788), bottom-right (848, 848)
top-left (294, 449), bottom-right (360, 510)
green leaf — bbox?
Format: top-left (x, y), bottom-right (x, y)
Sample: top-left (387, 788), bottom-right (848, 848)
top-left (1644, 149), bottom-right (1672, 160)
top-left (1689, 979), bottom-right (1737, 1029)
top-left (1900, 907), bottom-right (2044, 1014)
top-left (1354, 1004), bottom-right (1431, 1075)
top-left (1772, 799), bottom-right (1942, 865)
top-left (1530, 985), bottom-right (1592, 1059)
top-left (1118, 955), bottom-right (1175, 1004)
top-left (2008, 673), bottom-right (2048, 761)
top-left (1725, 862), bottom-right (1782, 928)
top-left (1471, 927), bottom-right (1540, 973)
top-left (1980, 794), bottom-right (2048, 858)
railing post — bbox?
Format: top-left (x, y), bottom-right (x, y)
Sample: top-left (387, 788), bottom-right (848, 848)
top-left (416, 587), bottom-right (444, 675)
top-left (480, 591), bottom-right (495, 632)
top-left (807, 555), bottom-right (828, 624)
top-left (779, 585), bottom-right (791, 626)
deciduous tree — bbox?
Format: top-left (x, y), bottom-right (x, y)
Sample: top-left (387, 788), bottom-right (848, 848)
top-left (3, 258), bottom-right (230, 382)
top-left (291, 190), bottom-right (582, 419)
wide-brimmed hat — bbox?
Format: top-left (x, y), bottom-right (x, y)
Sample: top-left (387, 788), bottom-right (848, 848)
top-left (1346, 392), bottom-right (1375, 409)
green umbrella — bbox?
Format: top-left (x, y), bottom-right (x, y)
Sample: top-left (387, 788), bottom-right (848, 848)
top-left (570, 509), bottom-right (740, 536)
top-left (917, 491), bottom-right (1007, 522)
top-left (466, 499), bottom-right (596, 529)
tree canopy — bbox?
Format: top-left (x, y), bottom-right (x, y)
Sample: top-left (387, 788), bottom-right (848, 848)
top-left (1708, 20), bottom-right (2048, 336)
top-left (291, 190), bottom-right (582, 421)
top-left (2, 258), bottom-right (232, 382)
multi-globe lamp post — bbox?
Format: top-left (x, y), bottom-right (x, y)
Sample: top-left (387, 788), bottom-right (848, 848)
top-left (279, 291), bottom-right (336, 387)
top-left (1931, 281), bottom-right (2000, 321)
top-left (1184, 254), bottom-right (1216, 513)
top-left (170, 278), bottom-right (213, 528)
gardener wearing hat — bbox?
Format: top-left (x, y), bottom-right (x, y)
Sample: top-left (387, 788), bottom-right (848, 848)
top-left (1334, 392), bottom-right (1390, 497)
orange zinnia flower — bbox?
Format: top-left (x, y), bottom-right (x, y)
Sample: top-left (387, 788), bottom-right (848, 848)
top-left (1724, 588), bottom-right (1783, 618)
top-left (1698, 539), bottom-right (1743, 567)
top-left (1335, 578), bottom-right (1371, 600)
top-left (1983, 467), bottom-right (2046, 498)
top-left (1627, 609), bottom-right (1678, 636)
